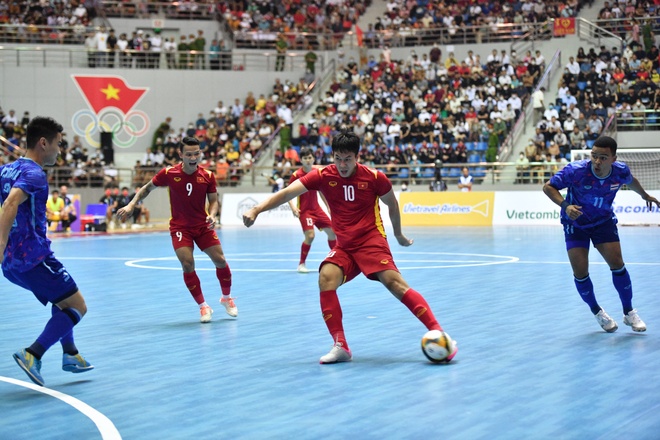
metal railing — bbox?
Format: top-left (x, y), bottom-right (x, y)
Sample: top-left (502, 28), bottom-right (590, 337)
top-left (0, 45), bottom-right (322, 71)
top-left (575, 17), bottom-right (625, 54)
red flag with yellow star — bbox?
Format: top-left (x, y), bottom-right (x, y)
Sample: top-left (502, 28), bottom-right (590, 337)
top-left (72, 75), bottom-right (148, 114)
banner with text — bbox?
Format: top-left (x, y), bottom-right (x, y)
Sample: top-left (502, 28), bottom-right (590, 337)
top-left (399, 192), bottom-right (495, 226)
top-left (493, 191), bottom-right (660, 226)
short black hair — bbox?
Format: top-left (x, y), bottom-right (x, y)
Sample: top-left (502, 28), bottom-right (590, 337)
top-left (26, 116), bottom-right (63, 150)
top-left (180, 136), bottom-right (200, 149)
top-left (299, 147), bottom-right (314, 158)
top-left (593, 135), bottom-right (617, 155)
top-left (331, 130), bottom-right (360, 155)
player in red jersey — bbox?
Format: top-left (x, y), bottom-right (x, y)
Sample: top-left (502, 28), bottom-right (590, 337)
top-left (244, 131), bottom-right (456, 364)
top-left (118, 137), bottom-right (237, 323)
top-left (287, 147), bottom-right (337, 273)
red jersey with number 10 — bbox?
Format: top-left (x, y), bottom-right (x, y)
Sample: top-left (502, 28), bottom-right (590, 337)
top-left (299, 163), bottom-right (392, 248)
top-left (152, 163), bottom-right (217, 229)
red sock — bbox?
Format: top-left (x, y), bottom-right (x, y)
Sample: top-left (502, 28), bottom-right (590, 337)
top-left (328, 239), bottom-right (337, 249)
top-left (320, 290), bottom-right (348, 350)
top-left (300, 243), bottom-right (311, 264)
top-left (183, 271), bottom-right (205, 304)
top-left (401, 288), bottom-right (442, 331)
top-left (216, 266), bottom-right (232, 296)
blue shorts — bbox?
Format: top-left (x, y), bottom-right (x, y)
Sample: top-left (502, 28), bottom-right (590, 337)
top-left (563, 219), bottom-right (620, 250)
top-left (3, 254), bottom-right (78, 306)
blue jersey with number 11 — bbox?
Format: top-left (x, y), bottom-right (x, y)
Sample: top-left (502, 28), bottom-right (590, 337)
top-left (550, 159), bottom-right (632, 228)
top-left (549, 159), bottom-right (632, 228)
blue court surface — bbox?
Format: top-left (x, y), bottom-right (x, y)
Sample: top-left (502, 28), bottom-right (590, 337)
top-left (1, 225), bottom-right (660, 440)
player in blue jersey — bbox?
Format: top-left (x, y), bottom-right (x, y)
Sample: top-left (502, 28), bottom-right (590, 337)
top-left (543, 136), bottom-right (659, 333)
top-left (0, 117), bottom-right (93, 386)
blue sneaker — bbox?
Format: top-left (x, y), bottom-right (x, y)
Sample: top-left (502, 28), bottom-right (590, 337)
top-left (13, 349), bottom-right (44, 386)
top-left (62, 353), bottom-right (94, 373)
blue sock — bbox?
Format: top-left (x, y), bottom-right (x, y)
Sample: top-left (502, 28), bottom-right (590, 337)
top-left (574, 275), bottom-right (601, 315)
top-left (30, 308), bottom-right (82, 359)
top-left (52, 305), bottom-right (78, 355)
top-left (612, 266), bottom-right (633, 315)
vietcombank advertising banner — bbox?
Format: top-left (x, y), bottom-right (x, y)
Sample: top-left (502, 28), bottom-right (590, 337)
top-left (400, 192), bottom-right (495, 226)
top-left (493, 191), bottom-right (660, 226)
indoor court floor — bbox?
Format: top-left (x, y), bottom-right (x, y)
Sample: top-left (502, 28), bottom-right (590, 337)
top-left (1, 225), bottom-right (659, 439)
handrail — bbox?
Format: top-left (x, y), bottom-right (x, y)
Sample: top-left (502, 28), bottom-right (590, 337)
top-left (576, 17), bottom-right (625, 54)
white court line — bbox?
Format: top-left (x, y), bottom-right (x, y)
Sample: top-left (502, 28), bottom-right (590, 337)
top-left (123, 252), bottom-right (521, 271)
top-left (0, 376), bottom-right (121, 439)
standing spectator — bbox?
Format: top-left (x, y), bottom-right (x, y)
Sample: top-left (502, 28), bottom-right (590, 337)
top-left (543, 136), bottom-right (659, 333)
top-left (59, 185), bottom-right (77, 232)
top-left (164, 37), bottom-right (177, 69)
top-left (117, 137), bottom-right (238, 323)
top-left (106, 29), bottom-right (117, 68)
top-left (243, 131), bottom-right (457, 364)
top-left (305, 44), bottom-right (318, 75)
top-left (275, 33), bottom-right (288, 71)
top-left (287, 148), bottom-right (337, 273)
top-left (193, 29), bottom-right (206, 69)
top-left (458, 166), bottom-right (473, 192)
top-left (177, 34), bottom-right (189, 69)
top-left (209, 39), bottom-right (220, 70)
top-left (0, 116), bottom-right (93, 387)
top-left (532, 87), bottom-right (545, 124)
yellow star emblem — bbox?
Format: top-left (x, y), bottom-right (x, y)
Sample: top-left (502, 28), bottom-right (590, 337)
top-left (101, 84), bottom-right (120, 101)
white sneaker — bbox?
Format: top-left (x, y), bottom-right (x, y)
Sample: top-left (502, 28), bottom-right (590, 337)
top-left (297, 264), bottom-right (310, 273)
top-left (200, 305), bottom-right (213, 323)
top-left (595, 309), bottom-right (618, 333)
top-left (319, 343), bottom-right (352, 364)
top-left (220, 296), bottom-right (238, 317)
top-left (623, 309), bottom-right (646, 332)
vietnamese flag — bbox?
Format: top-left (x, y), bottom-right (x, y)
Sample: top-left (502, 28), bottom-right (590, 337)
top-left (72, 75), bottom-right (148, 114)
top-left (355, 25), bottom-right (364, 47)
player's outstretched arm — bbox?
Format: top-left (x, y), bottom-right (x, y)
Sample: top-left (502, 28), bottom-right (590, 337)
top-left (243, 180), bottom-right (307, 227)
top-left (0, 187), bottom-right (28, 263)
top-left (627, 177), bottom-right (660, 210)
top-left (117, 180), bottom-right (157, 221)
top-left (380, 189), bottom-right (413, 247)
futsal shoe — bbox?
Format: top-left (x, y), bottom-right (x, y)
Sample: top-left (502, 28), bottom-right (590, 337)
top-left (62, 353), bottom-right (95, 373)
top-left (595, 309), bottom-right (618, 333)
top-left (623, 309), bottom-right (647, 332)
top-left (297, 264), bottom-right (310, 273)
top-left (220, 296), bottom-right (238, 317)
top-left (319, 343), bottom-right (352, 364)
top-left (200, 305), bottom-right (213, 323)
top-left (13, 349), bottom-right (44, 386)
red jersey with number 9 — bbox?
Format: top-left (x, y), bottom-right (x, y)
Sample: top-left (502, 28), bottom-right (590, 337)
top-left (299, 163), bottom-right (392, 248)
top-left (152, 163), bottom-right (217, 230)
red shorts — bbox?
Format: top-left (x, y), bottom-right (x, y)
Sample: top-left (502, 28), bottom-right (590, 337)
top-left (170, 224), bottom-right (220, 251)
top-left (321, 235), bottom-right (399, 283)
top-left (299, 208), bottom-right (332, 232)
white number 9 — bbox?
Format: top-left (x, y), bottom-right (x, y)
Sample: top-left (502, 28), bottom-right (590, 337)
top-left (186, 183), bottom-right (193, 196)
top-left (176, 231), bottom-right (183, 242)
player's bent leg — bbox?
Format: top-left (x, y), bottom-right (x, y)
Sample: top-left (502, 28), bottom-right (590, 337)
top-left (204, 245), bottom-right (238, 317)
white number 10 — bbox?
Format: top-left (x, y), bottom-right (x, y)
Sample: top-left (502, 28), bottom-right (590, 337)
top-left (343, 185), bottom-right (355, 201)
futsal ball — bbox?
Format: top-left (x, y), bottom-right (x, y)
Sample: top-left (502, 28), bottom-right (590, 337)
top-left (421, 330), bottom-right (456, 363)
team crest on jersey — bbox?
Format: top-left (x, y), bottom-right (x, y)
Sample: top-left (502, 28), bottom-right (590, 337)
top-left (329, 181), bottom-right (338, 187)
top-left (358, 182), bottom-right (368, 189)
top-left (197, 177), bottom-right (206, 183)
top-left (610, 184), bottom-right (620, 191)
top-left (174, 177), bottom-right (181, 182)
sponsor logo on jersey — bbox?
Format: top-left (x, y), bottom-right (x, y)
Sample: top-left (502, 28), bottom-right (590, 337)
top-left (358, 182), bottom-right (368, 189)
top-left (584, 185), bottom-right (592, 189)
top-left (174, 177), bottom-right (181, 182)
top-left (610, 184), bottom-right (620, 191)
top-left (380, 259), bottom-right (389, 264)
top-left (329, 181), bottom-right (338, 187)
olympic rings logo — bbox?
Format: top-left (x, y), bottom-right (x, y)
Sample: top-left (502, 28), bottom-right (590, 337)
top-left (71, 108), bottom-right (150, 149)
